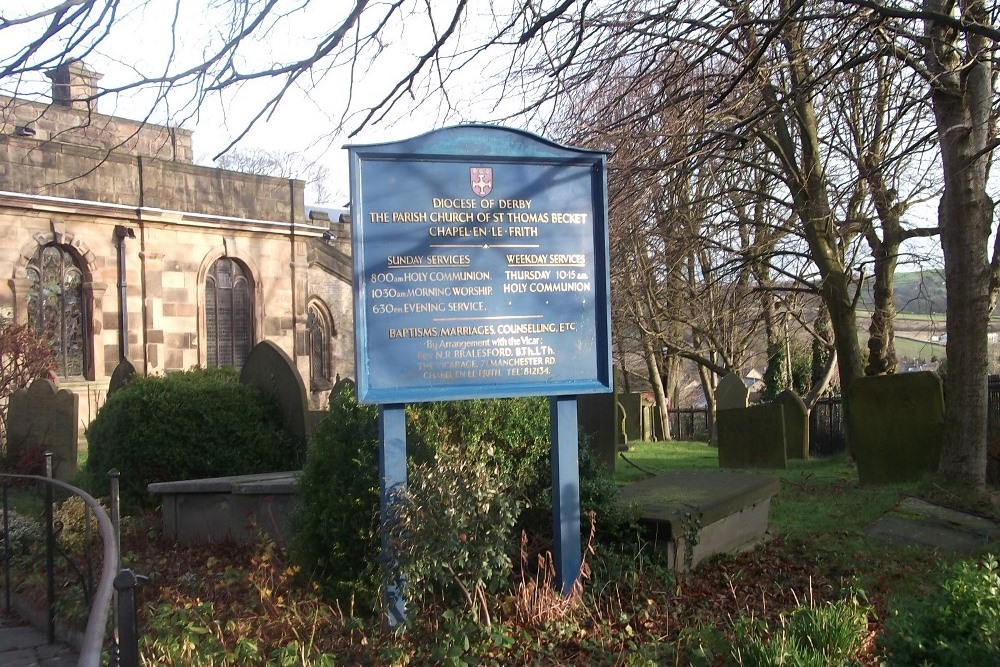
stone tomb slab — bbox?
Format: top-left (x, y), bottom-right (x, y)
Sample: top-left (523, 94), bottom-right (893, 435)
top-left (866, 496), bottom-right (1000, 553)
top-left (148, 471), bottom-right (300, 545)
top-left (618, 471), bottom-right (780, 570)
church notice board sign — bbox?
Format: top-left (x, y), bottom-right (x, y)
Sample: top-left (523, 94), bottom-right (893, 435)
top-left (348, 125), bottom-right (612, 404)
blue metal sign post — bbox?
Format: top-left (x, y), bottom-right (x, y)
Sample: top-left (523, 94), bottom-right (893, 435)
top-left (347, 125), bottom-right (610, 622)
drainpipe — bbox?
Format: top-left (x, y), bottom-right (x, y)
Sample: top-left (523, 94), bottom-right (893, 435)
top-left (289, 179), bottom-right (297, 360)
top-left (113, 225), bottom-right (135, 363)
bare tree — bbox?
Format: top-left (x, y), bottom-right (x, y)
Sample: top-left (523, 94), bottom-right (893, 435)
top-left (214, 147), bottom-right (336, 204)
top-left (4, 1), bottom-right (995, 482)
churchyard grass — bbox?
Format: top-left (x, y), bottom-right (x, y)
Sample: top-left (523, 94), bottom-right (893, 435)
top-left (617, 440), bottom-right (917, 538)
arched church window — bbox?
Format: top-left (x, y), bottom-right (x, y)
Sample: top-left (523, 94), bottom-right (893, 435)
top-left (27, 244), bottom-right (86, 378)
top-left (308, 301), bottom-right (334, 385)
top-left (205, 258), bottom-right (253, 369)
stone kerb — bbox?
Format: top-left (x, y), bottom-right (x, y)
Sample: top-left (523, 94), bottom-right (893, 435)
top-left (716, 372), bottom-right (749, 410)
top-left (717, 403), bottom-right (787, 469)
top-left (6, 379), bottom-right (79, 481)
top-left (848, 371), bottom-right (944, 485)
top-left (239, 341), bottom-right (311, 445)
top-left (775, 389), bottom-right (809, 459)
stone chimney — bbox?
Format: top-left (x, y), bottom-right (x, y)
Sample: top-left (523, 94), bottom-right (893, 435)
top-left (46, 60), bottom-right (102, 112)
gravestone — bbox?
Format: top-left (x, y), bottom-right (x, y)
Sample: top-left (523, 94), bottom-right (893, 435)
top-left (618, 392), bottom-right (643, 443)
top-left (311, 377), bottom-right (357, 433)
top-left (716, 372), bottom-right (749, 410)
top-left (330, 376), bottom-right (357, 397)
top-left (640, 396), bottom-right (662, 441)
top-left (578, 391), bottom-right (618, 470)
top-left (717, 403), bottom-right (787, 469)
top-left (239, 341), bottom-right (311, 444)
top-left (849, 371), bottom-right (944, 485)
top-left (108, 358), bottom-right (137, 396)
top-left (6, 378), bottom-right (79, 481)
top-left (775, 389), bottom-right (809, 459)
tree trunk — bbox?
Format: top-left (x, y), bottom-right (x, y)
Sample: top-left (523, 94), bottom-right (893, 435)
top-left (924, 0), bottom-right (995, 489)
top-left (866, 248), bottom-right (898, 375)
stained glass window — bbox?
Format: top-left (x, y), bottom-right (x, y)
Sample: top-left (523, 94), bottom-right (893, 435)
top-left (27, 244), bottom-right (86, 378)
top-left (206, 258), bottom-right (253, 369)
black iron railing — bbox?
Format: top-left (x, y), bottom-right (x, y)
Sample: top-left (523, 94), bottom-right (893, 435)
top-left (1, 455), bottom-right (143, 667)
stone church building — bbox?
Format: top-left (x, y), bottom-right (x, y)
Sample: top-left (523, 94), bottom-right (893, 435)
top-left (0, 61), bottom-right (354, 426)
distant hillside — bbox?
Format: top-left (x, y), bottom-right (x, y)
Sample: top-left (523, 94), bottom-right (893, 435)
top-left (858, 270), bottom-right (946, 315)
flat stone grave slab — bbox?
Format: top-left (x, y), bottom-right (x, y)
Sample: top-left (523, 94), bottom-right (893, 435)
top-left (866, 496), bottom-right (1000, 552)
top-left (619, 471), bottom-right (780, 570)
top-left (149, 471), bottom-right (300, 545)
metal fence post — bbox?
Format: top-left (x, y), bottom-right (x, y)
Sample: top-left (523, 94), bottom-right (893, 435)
top-left (44, 450), bottom-right (56, 643)
top-left (2, 478), bottom-right (9, 614)
top-left (113, 569), bottom-right (142, 667)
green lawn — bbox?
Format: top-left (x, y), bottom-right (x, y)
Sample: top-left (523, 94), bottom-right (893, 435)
top-left (615, 440), bottom-right (919, 541)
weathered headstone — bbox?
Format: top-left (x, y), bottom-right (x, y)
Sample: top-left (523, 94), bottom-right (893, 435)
top-left (330, 376), bottom-right (357, 397)
top-left (108, 358), bottom-right (137, 396)
top-left (640, 395), bottom-right (662, 441)
top-left (618, 392), bottom-right (643, 443)
top-left (775, 389), bottom-right (809, 459)
top-left (578, 391), bottom-right (618, 470)
top-left (6, 378), bottom-right (79, 481)
top-left (717, 404), bottom-right (787, 469)
top-left (239, 341), bottom-right (310, 444)
top-left (310, 377), bottom-right (359, 434)
top-left (849, 371), bottom-right (944, 485)
top-left (716, 372), bottom-right (749, 410)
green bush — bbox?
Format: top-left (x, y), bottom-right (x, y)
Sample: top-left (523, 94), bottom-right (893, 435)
top-left (290, 387), bottom-right (382, 605)
top-left (881, 553), bottom-right (1000, 666)
top-left (409, 397), bottom-right (631, 542)
top-left (385, 440), bottom-right (523, 621)
top-left (82, 368), bottom-right (297, 509)
top-left (292, 393), bottom-right (633, 608)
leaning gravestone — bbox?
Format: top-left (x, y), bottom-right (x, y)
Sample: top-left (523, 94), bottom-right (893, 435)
top-left (6, 378), bottom-right (79, 481)
top-left (239, 341), bottom-right (311, 444)
top-left (775, 389), bottom-right (809, 459)
top-left (849, 371), bottom-right (944, 485)
top-left (717, 403), bottom-right (787, 469)
top-left (716, 372), bottom-right (749, 410)
top-left (108, 358), bottom-right (137, 396)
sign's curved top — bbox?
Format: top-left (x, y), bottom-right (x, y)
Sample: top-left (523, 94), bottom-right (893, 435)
top-left (346, 124), bottom-right (606, 160)
top-left (347, 124), bottom-right (611, 404)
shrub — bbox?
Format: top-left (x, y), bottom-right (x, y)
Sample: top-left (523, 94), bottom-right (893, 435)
top-left (409, 397), bottom-right (632, 543)
top-left (81, 368), bottom-right (297, 509)
top-left (0, 513), bottom-right (43, 569)
top-left (290, 387), bottom-right (381, 605)
top-left (292, 393), bottom-right (634, 608)
top-left (385, 440), bottom-right (523, 622)
top-left (881, 553), bottom-right (1000, 666)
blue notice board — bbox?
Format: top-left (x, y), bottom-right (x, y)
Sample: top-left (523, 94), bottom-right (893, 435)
top-left (348, 125), bottom-right (612, 404)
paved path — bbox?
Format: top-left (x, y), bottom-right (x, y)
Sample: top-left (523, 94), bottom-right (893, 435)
top-left (0, 614), bottom-right (78, 667)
